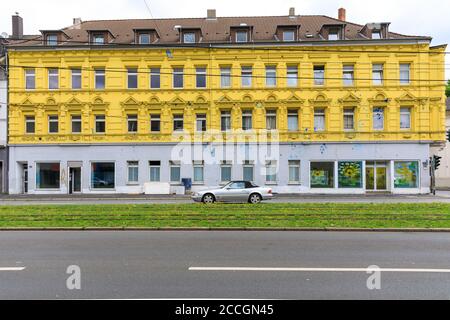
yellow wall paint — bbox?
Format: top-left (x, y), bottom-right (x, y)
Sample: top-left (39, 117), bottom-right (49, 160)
top-left (8, 44), bottom-right (447, 144)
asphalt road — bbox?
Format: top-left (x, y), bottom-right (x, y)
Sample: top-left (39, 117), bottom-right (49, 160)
top-left (1, 191), bottom-right (450, 205)
top-left (1, 231), bottom-right (450, 299)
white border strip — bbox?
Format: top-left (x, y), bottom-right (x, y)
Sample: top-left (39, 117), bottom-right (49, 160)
top-left (189, 267), bottom-right (450, 273)
top-left (0, 267), bottom-right (26, 271)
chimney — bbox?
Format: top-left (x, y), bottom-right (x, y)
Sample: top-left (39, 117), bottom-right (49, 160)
top-left (12, 13), bottom-right (23, 39)
top-left (289, 7), bottom-right (296, 17)
top-left (207, 9), bottom-right (216, 20)
top-left (338, 8), bottom-right (346, 21)
top-left (72, 18), bottom-right (82, 29)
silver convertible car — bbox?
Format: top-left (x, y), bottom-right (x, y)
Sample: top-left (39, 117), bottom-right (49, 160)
top-left (191, 181), bottom-right (274, 204)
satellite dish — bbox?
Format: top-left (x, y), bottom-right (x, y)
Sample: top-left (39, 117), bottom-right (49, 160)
top-left (0, 32), bottom-right (8, 39)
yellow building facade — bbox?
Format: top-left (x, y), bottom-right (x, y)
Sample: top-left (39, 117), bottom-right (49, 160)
top-left (6, 11), bottom-right (447, 195)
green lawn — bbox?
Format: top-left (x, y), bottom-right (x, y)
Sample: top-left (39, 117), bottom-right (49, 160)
top-left (0, 203), bottom-right (449, 229)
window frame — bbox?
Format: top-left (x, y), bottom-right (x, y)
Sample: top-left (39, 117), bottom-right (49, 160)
top-left (400, 63), bottom-right (411, 85)
top-left (48, 68), bottom-right (59, 90)
top-left (265, 66), bottom-right (277, 87)
top-left (95, 69), bottom-right (106, 90)
top-left (265, 110), bottom-right (277, 131)
top-left (169, 161), bottom-right (181, 183)
top-left (48, 115), bottom-right (59, 134)
top-left (241, 66), bottom-right (253, 87)
top-left (127, 68), bottom-right (138, 89)
top-left (287, 110), bottom-right (299, 132)
top-left (220, 67), bottom-right (232, 88)
top-left (283, 30), bottom-right (295, 42)
top-left (372, 64), bottom-right (384, 86)
top-left (193, 161), bottom-right (204, 184)
top-left (173, 114), bottom-right (184, 132)
top-left (343, 108), bottom-right (355, 131)
top-left (127, 161), bottom-right (139, 184)
top-left (288, 160), bottom-right (301, 184)
top-left (71, 68), bottom-right (82, 90)
top-left (400, 107), bottom-right (412, 130)
top-left (313, 65), bottom-right (325, 86)
top-left (71, 115), bottom-right (82, 134)
top-left (25, 115), bottom-right (35, 134)
top-left (196, 114), bottom-right (207, 132)
top-left (127, 114), bottom-right (138, 133)
top-left (343, 64), bottom-right (355, 86)
top-left (373, 107), bottom-right (385, 131)
top-left (149, 161), bottom-right (161, 182)
top-left (196, 67), bottom-right (207, 88)
top-left (36, 162), bottom-right (61, 190)
top-left (220, 111), bottom-right (231, 132)
top-left (150, 68), bottom-right (161, 89)
top-left (46, 34), bottom-right (58, 46)
top-left (287, 65), bottom-right (298, 87)
top-left (236, 31), bottom-right (248, 43)
top-left (173, 68), bottom-right (184, 89)
top-left (183, 32), bottom-right (196, 44)
top-left (25, 69), bottom-right (35, 90)
top-left (242, 110), bottom-right (253, 131)
top-left (265, 161), bottom-right (278, 184)
top-left (95, 114), bottom-right (106, 134)
top-left (150, 114), bottom-right (161, 132)
top-left (314, 108), bottom-right (326, 132)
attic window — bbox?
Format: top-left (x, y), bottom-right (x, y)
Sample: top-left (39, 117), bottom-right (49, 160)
top-left (328, 29), bottom-right (340, 41)
top-left (236, 31), bottom-right (248, 43)
top-left (183, 32), bottom-right (196, 43)
top-left (139, 33), bottom-right (151, 44)
top-left (372, 30), bottom-right (382, 39)
top-left (46, 34), bottom-right (58, 46)
top-left (92, 34), bottom-right (105, 44)
top-left (283, 30), bottom-right (295, 41)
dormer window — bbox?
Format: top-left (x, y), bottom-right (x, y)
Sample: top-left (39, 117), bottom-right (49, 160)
top-left (183, 32), bottom-right (196, 44)
top-left (372, 30), bottom-right (382, 39)
top-left (93, 34), bottom-right (105, 44)
top-left (236, 31), bottom-right (248, 43)
top-left (328, 29), bottom-right (340, 40)
top-left (283, 30), bottom-right (295, 42)
top-left (139, 33), bottom-right (151, 44)
top-left (46, 34), bottom-right (58, 46)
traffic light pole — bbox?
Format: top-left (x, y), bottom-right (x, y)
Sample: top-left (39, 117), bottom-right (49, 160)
top-left (430, 156), bottom-right (436, 196)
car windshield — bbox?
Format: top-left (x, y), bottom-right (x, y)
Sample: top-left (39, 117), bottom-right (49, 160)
top-left (223, 181), bottom-right (259, 189)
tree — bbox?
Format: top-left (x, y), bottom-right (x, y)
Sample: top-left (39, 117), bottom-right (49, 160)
top-left (446, 80), bottom-right (450, 97)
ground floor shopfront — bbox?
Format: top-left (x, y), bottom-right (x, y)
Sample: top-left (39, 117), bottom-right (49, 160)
top-left (8, 142), bottom-right (431, 195)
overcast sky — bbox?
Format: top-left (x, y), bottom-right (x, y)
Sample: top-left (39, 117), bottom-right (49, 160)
top-left (1, 0), bottom-right (449, 79)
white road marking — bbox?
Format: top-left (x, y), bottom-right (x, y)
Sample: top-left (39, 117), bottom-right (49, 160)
top-left (189, 267), bottom-right (450, 273)
top-left (0, 267), bottom-right (26, 271)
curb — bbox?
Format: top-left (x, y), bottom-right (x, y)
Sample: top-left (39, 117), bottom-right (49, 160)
top-left (0, 227), bottom-right (449, 232)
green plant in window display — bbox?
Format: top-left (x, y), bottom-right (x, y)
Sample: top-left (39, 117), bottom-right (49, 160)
top-left (338, 162), bottom-right (362, 188)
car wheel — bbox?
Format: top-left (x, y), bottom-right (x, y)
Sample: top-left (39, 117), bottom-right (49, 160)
top-left (249, 193), bottom-right (262, 204)
top-left (202, 193), bottom-right (216, 204)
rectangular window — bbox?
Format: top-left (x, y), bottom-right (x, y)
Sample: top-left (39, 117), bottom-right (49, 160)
top-left (314, 65), bottom-right (325, 86)
top-left (173, 68), bottom-right (184, 88)
top-left (95, 69), bottom-right (105, 89)
top-left (266, 110), bottom-right (277, 130)
top-left (149, 161), bottom-right (161, 182)
top-left (91, 162), bottom-right (115, 189)
top-left (343, 108), bottom-right (355, 130)
top-left (150, 114), bottom-right (161, 132)
top-left (173, 114), bottom-right (184, 131)
top-left (372, 64), bottom-right (384, 85)
top-left (400, 64), bottom-right (411, 85)
top-left (196, 114), bottom-right (207, 132)
top-left (25, 116), bottom-right (35, 134)
top-left (36, 163), bottom-right (60, 189)
top-left (343, 65), bottom-right (354, 86)
top-left (150, 68), bottom-right (161, 89)
top-left (46, 34), bottom-right (58, 46)
top-left (265, 161), bottom-right (277, 183)
top-left (127, 114), bottom-right (138, 133)
top-left (193, 162), bottom-right (204, 183)
top-left (48, 69), bottom-right (59, 90)
top-left (283, 30), bottom-right (295, 42)
top-left (93, 34), bottom-right (105, 44)
top-left (48, 115), bottom-right (59, 133)
top-left (95, 115), bottom-right (106, 133)
top-left (71, 69), bottom-right (82, 89)
top-left (338, 161), bottom-right (363, 188)
top-left (242, 110), bottom-right (253, 131)
top-left (127, 161), bottom-right (139, 184)
top-left (288, 160), bottom-right (300, 183)
top-left (236, 31), bottom-right (248, 43)
top-left (310, 162), bottom-right (335, 188)
top-left (287, 66), bottom-right (298, 87)
top-left (328, 30), bottom-right (339, 41)
top-left (71, 115), bottom-right (82, 134)
top-left (241, 66), bottom-right (252, 87)
top-left (243, 162), bottom-right (254, 181)
top-left (196, 67), bottom-right (207, 88)
top-left (372, 30), bottom-right (382, 39)
top-left (183, 32), bottom-right (196, 43)
top-left (265, 66), bottom-right (277, 87)
top-left (170, 161), bottom-right (181, 183)
top-left (127, 68), bottom-right (138, 89)
top-left (139, 33), bottom-right (151, 44)
top-left (314, 109), bottom-right (325, 132)
top-left (220, 67), bottom-right (231, 88)
top-left (394, 161), bottom-right (418, 188)
top-left (25, 69), bottom-right (35, 90)
top-left (373, 108), bottom-right (385, 130)
top-left (221, 162), bottom-right (232, 182)
top-left (288, 110), bottom-right (299, 131)
top-left (400, 107), bottom-right (411, 129)
top-left (221, 111), bottom-right (231, 132)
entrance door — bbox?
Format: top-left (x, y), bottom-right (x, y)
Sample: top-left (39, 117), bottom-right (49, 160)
top-left (22, 163), bottom-right (28, 194)
top-left (69, 167), bottom-right (82, 194)
top-left (366, 161), bottom-right (388, 191)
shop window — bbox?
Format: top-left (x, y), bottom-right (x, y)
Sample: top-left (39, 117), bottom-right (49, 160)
top-left (394, 161), bottom-right (418, 188)
top-left (338, 161), bottom-right (363, 188)
top-left (310, 162), bottom-right (335, 188)
top-left (36, 163), bottom-right (60, 189)
top-left (91, 162), bottom-right (115, 189)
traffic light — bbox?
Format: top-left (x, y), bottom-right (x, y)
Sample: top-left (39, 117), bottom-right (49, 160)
top-left (434, 155), bottom-right (442, 170)
top-left (447, 129), bottom-right (450, 142)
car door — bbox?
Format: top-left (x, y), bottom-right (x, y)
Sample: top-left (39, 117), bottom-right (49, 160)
top-left (225, 182), bottom-right (247, 202)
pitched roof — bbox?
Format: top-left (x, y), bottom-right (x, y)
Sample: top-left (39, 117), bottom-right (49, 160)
top-left (7, 14), bottom-right (432, 47)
